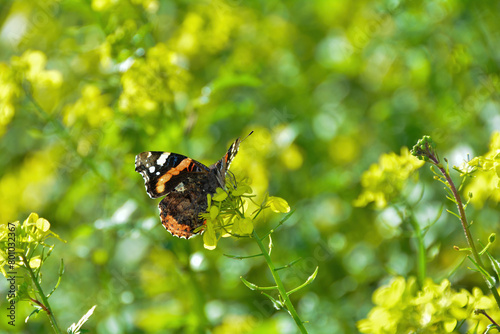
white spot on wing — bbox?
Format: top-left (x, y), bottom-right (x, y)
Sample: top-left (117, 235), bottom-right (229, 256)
top-left (157, 153), bottom-right (170, 166)
top-left (149, 166), bottom-right (155, 173)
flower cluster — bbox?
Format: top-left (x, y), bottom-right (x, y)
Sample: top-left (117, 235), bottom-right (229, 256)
top-left (0, 50), bottom-right (62, 136)
top-left (0, 213), bottom-right (64, 277)
top-left (63, 84), bottom-right (113, 128)
top-left (456, 131), bottom-right (500, 207)
top-left (357, 276), bottom-right (500, 333)
top-left (201, 179), bottom-right (290, 250)
top-left (118, 43), bottom-right (190, 114)
top-left (355, 147), bottom-right (424, 208)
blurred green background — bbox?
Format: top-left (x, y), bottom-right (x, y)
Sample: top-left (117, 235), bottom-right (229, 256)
top-left (1, 0), bottom-right (500, 333)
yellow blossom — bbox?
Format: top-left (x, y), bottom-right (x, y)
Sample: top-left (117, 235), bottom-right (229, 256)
top-left (355, 147), bottom-right (424, 208)
top-left (358, 276), bottom-right (488, 334)
top-left (463, 132), bottom-right (500, 207)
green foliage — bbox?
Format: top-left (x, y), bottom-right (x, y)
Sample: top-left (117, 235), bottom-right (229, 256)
top-left (67, 305), bottom-right (97, 334)
top-left (203, 180), bottom-right (311, 332)
top-left (1, 0), bottom-right (500, 332)
top-left (358, 135), bottom-right (500, 333)
top-left (1, 213), bottom-right (95, 334)
top-left (202, 180), bottom-right (289, 250)
top-left (1, 212), bottom-right (64, 278)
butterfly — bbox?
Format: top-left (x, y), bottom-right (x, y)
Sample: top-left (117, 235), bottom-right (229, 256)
top-left (135, 132), bottom-right (251, 239)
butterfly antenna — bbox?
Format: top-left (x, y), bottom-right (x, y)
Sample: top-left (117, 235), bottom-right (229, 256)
top-left (241, 130), bottom-right (254, 142)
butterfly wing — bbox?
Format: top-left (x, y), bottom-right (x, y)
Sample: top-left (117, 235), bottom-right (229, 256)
top-left (135, 151), bottom-right (210, 198)
top-left (159, 173), bottom-right (215, 239)
top-left (210, 134), bottom-right (247, 188)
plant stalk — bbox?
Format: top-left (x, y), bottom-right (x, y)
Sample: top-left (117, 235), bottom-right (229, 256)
top-left (395, 205), bottom-right (426, 287)
top-left (252, 230), bottom-right (308, 333)
top-left (21, 253), bottom-right (62, 334)
top-left (410, 217), bottom-right (427, 287)
top-left (433, 161), bottom-right (500, 307)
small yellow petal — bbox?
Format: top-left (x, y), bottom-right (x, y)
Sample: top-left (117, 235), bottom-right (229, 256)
top-left (26, 213), bottom-right (39, 226)
top-left (29, 257), bottom-right (41, 268)
top-left (36, 218), bottom-right (50, 232)
top-left (212, 188), bottom-right (228, 202)
top-left (203, 225), bottom-right (217, 250)
top-left (209, 206), bottom-right (219, 220)
top-left (443, 319), bottom-right (457, 332)
top-left (267, 196), bottom-right (290, 213)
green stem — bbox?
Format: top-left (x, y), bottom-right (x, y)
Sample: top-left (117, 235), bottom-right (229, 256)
top-left (434, 164), bottom-right (482, 266)
top-left (410, 216), bottom-right (427, 287)
top-left (433, 162), bottom-right (500, 307)
top-left (251, 230), bottom-right (308, 334)
top-left (21, 253), bottom-right (62, 334)
top-left (395, 206), bottom-right (426, 287)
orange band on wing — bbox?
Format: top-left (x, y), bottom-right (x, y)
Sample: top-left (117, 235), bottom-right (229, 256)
top-left (156, 158), bottom-right (193, 194)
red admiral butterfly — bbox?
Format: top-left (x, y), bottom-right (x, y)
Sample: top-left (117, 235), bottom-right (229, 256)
top-left (135, 133), bottom-right (251, 239)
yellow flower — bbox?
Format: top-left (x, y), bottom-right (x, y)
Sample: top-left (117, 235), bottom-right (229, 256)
top-left (62, 84), bottom-right (113, 128)
top-left (118, 44), bottom-right (190, 114)
top-left (0, 50), bottom-right (63, 135)
top-left (202, 179), bottom-right (290, 250)
top-left (463, 132), bottom-right (500, 207)
top-left (358, 277), bottom-right (482, 334)
top-left (267, 196), bottom-right (290, 213)
top-left (0, 63), bottom-right (20, 135)
top-left (466, 287), bottom-right (500, 333)
top-left (355, 147), bottom-right (424, 208)
top-left (11, 50), bottom-right (62, 87)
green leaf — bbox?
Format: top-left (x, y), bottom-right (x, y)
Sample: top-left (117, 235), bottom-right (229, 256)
top-left (468, 256), bottom-right (496, 289)
top-left (67, 305), bottom-right (97, 334)
top-left (223, 253), bottom-right (263, 260)
top-left (487, 252), bottom-right (500, 281)
top-left (47, 258), bottom-right (64, 298)
top-left (262, 210), bottom-right (295, 239)
top-left (25, 307), bottom-right (42, 323)
top-left (240, 276), bottom-right (277, 291)
top-left (261, 292), bottom-right (283, 310)
top-left (287, 266), bottom-right (319, 296)
top-left (275, 258), bottom-right (302, 271)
